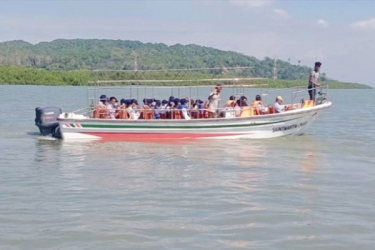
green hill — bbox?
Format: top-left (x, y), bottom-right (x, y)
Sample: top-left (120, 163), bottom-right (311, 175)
top-left (0, 39), bottom-right (311, 78)
top-left (0, 39), bottom-right (371, 89)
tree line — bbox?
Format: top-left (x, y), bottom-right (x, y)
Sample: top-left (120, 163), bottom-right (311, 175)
top-left (0, 39), bottom-right (312, 79)
top-left (0, 65), bottom-right (370, 89)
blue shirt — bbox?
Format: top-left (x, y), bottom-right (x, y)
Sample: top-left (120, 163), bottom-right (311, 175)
top-left (177, 104), bottom-right (187, 110)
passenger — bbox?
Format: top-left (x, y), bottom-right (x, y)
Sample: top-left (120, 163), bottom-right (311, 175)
top-left (126, 99), bottom-right (140, 120)
top-left (96, 94), bottom-right (107, 108)
top-left (174, 98), bottom-right (181, 107)
top-left (178, 98), bottom-right (191, 120)
top-left (223, 99), bottom-right (235, 118)
top-left (153, 100), bottom-right (161, 119)
top-left (106, 97), bottom-right (118, 119)
top-left (166, 101), bottom-right (175, 119)
top-left (239, 96), bottom-right (248, 107)
top-left (160, 100), bottom-right (168, 111)
top-left (119, 99), bottom-right (126, 108)
top-left (168, 101), bottom-right (175, 109)
top-left (190, 99), bottom-right (195, 108)
top-left (159, 100), bottom-right (169, 119)
top-left (225, 95), bottom-right (236, 107)
top-left (251, 94), bottom-right (264, 114)
top-left (177, 98), bottom-right (190, 110)
top-left (234, 100), bottom-right (242, 117)
top-left (274, 96), bottom-right (286, 113)
top-left (208, 84), bottom-right (222, 118)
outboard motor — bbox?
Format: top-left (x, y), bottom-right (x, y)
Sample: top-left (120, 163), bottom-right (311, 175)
top-left (35, 107), bottom-right (62, 138)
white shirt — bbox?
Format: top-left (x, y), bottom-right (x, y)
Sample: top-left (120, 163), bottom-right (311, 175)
top-left (309, 70), bottom-right (319, 86)
top-left (126, 106), bottom-right (139, 120)
top-left (208, 92), bottom-right (220, 113)
top-left (106, 103), bottom-right (117, 119)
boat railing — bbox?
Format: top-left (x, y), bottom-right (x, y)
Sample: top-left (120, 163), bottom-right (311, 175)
top-left (290, 84), bottom-right (329, 105)
top-left (260, 84), bottom-right (329, 106)
top-left (70, 107), bottom-right (94, 116)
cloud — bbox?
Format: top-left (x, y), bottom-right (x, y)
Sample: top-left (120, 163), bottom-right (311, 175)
top-left (273, 9), bottom-right (290, 19)
top-left (350, 18), bottom-right (375, 30)
top-left (228, 0), bottom-right (273, 8)
top-left (317, 19), bottom-right (329, 27)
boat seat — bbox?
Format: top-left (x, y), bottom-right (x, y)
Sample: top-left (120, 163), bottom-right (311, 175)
top-left (240, 107), bottom-right (255, 117)
top-left (160, 113), bottom-right (167, 119)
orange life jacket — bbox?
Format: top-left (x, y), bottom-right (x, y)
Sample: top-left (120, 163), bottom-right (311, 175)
top-left (251, 101), bottom-right (262, 107)
top-left (302, 100), bottom-right (314, 108)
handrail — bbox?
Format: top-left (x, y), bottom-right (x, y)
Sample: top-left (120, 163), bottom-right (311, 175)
top-left (92, 66), bottom-right (254, 72)
top-left (90, 77), bottom-right (266, 84)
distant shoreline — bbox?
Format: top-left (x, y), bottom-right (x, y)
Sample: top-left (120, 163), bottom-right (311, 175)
top-left (0, 66), bottom-right (372, 89)
top-left (0, 82), bottom-right (372, 89)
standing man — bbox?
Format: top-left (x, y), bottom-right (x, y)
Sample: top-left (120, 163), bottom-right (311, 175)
top-left (308, 62), bottom-right (322, 101)
top-left (208, 84), bottom-right (222, 118)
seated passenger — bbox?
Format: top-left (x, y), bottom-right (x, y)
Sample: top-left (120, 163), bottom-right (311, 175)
top-left (239, 96), bottom-right (248, 107)
top-left (178, 98), bottom-right (191, 120)
top-left (251, 94), bottom-right (264, 114)
top-left (106, 97), bottom-right (118, 119)
top-left (174, 98), bottom-right (181, 107)
top-left (119, 99), bottom-right (126, 108)
top-left (126, 99), bottom-right (140, 120)
top-left (225, 96), bottom-right (236, 107)
top-left (194, 99), bottom-right (204, 118)
top-left (95, 94), bottom-right (107, 108)
top-left (153, 100), bottom-right (161, 119)
top-left (234, 100), bottom-right (242, 117)
top-left (274, 96), bottom-right (286, 113)
top-left (160, 100), bottom-right (168, 112)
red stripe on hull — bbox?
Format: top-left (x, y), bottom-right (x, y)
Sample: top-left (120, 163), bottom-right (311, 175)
top-left (83, 132), bottom-right (242, 142)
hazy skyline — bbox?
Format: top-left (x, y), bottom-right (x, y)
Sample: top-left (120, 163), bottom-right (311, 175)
top-left (1, 0), bottom-right (374, 86)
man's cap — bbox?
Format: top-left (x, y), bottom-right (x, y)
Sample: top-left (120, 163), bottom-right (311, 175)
top-left (276, 96), bottom-right (283, 101)
top-left (100, 94), bottom-right (107, 101)
top-left (256, 94), bottom-right (262, 100)
top-left (315, 62), bottom-right (322, 67)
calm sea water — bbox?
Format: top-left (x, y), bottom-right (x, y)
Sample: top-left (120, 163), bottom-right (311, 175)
top-left (0, 85), bottom-right (374, 249)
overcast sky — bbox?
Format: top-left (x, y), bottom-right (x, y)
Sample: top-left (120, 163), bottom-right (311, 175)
top-left (1, 0), bottom-right (374, 86)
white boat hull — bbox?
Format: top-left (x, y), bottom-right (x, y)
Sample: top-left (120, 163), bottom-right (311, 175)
top-left (57, 102), bottom-right (331, 141)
